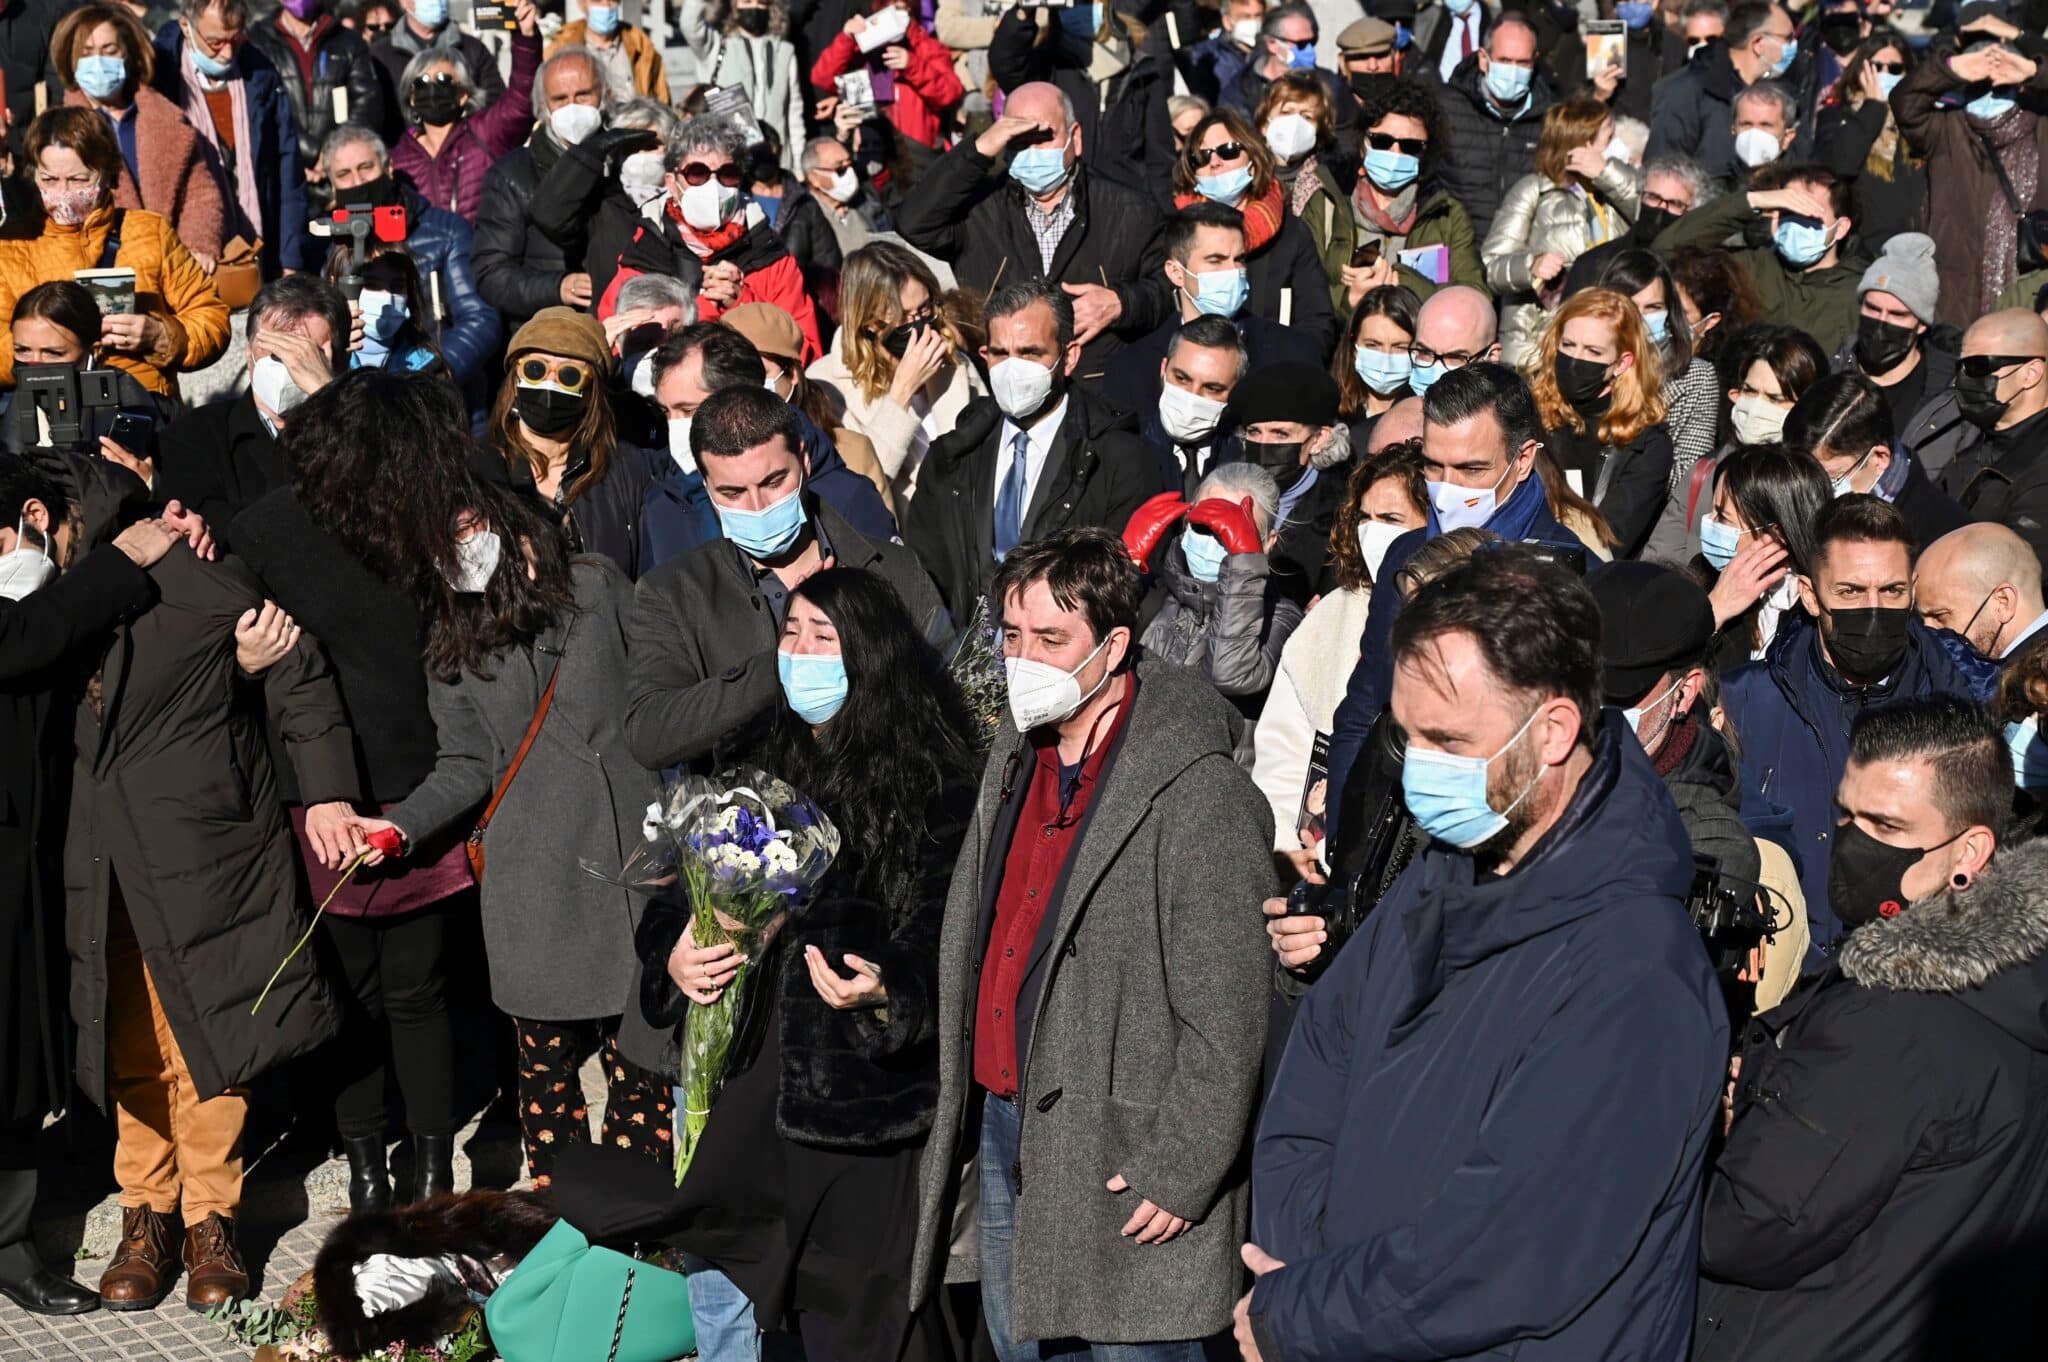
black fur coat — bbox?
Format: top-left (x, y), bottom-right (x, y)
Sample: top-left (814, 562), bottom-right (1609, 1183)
top-left (638, 777), bottom-right (973, 1149)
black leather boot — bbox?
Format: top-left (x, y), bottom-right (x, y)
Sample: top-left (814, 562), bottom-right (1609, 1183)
top-left (343, 1135), bottom-right (392, 1215)
top-left (0, 1239), bottom-right (99, 1316)
top-left (411, 1134), bottom-right (454, 1202)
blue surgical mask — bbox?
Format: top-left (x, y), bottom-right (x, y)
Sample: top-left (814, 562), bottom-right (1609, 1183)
top-left (1008, 144), bottom-right (1070, 195)
top-left (1483, 59), bottom-right (1533, 104)
top-left (1394, 21), bottom-right (1412, 49)
top-left (1408, 356), bottom-right (1448, 397)
top-left (1286, 39), bottom-right (1318, 70)
top-left (1643, 308), bottom-right (1671, 343)
top-left (1769, 35), bottom-right (1797, 77)
top-left (1363, 146), bottom-right (1420, 191)
top-left (359, 288), bottom-right (409, 341)
top-left (188, 32), bottom-right (235, 79)
top-left (2007, 716), bottom-right (2048, 788)
top-left (1617, 0), bottom-right (1654, 28)
top-left (1180, 525), bottom-right (1230, 581)
top-left (75, 54), bottom-right (128, 100)
top-left (1877, 71), bottom-right (1903, 100)
top-left (1353, 346), bottom-right (1413, 395)
top-left (1401, 702), bottom-right (1545, 849)
top-left (414, 0), bottom-right (449, 27)
top-left (1699, 515), bottom-right (1746, 569)
top-left (777, 649), bottom-right (849, 724)
top-left (1182, 265), bottom-right (1249, 317)
top-left (1428, 463), bottom-right (1512, 532)
top-left (1194, 166), bottom-right (1253, 205)
top-left (1774, 216), bottom-right (1833, 267)
top-left (1968, 89), bottom-right (2017, 122)
top-left (716, 483), bottom-right (808, 559)
top-left (588, 3), bottom-right (622, 34)
top-left (1445, 0), bottom-right (1476, 15)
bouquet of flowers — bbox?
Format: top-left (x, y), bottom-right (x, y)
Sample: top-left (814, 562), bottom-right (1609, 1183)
top-left (949, 591), bottom-right (1009, 753)
top-left (592, 768), bottom-right (839, 1185)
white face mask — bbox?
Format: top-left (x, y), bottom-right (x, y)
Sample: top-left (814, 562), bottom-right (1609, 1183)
top-left (629, 350), bottom-right (658, 398)
top-left (1357, 520), bottom-right (1407, 584)
top-left (1428, 461), bottom-right (1513, 533)
top-left (251, 354), bottom-right (309, 419)
top-left (667, 415), bottom-right (696, 473)
top-left (1730, 393), bottom-right (1789, 446)
top-left (444, 527), bottom-right (503, 594)
top-left (679, 179), bottom-right (740, 231)
top-left (1230, 16), bottom-right (1260, 46)
top-left (1157, 381), bottom-right (1226, 445)
top-left (989, 355), bottom-right (1057, 420)
top-left (1263, 112), bottom-right (1317, 160)
top-left (620, 149), bottom-right (667, 204)
top-left (1622, 674), bottom-right (1683, 750)
top-left (550, 102), bottom-right (604, 146)
top-left (824, 167), bottom-right (859, 203)
top-left (1733, 127), bottom-right (1783, 168)
top-left (1005, 636), bottom-right (1111, 731)
top-left (0, 517), bottom-right (55, 601)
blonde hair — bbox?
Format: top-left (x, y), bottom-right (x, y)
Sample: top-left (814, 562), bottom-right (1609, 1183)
top-left (1534, 95), bottom-right (1611, 188)
top-left (836, 241), bottom-right (953, 404)
top-left (1530, 287), bottom-right (1667, 448)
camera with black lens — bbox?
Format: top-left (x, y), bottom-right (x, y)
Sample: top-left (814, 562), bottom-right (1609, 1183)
top-left (1686, 855), bottom-right (1788, 1036)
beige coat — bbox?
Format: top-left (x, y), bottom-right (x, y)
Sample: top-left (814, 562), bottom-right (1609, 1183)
top-left (806, 345), bottom-right (988, 502)
top-left (1482, 161), bottom-right (1641, 368)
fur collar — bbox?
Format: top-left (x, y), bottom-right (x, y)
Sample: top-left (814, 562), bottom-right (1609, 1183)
top-left (1840, 836), bottom-right (2048, 993)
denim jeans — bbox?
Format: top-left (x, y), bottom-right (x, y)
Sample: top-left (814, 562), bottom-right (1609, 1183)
top-left (977, 1091), bottom-right (1207, 1362)
top-left (685, 1256), bottom-right (761, 1362)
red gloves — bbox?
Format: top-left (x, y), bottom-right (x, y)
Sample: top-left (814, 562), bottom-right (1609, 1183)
top-left (1186, 496), bottom-right (1262, 555)
top-left (1123, 492), bottom-right (1189, 568)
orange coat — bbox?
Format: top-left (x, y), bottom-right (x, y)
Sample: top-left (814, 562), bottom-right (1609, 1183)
top-left (0, 203), bottom-right (230, 396)
top-left (62, 87), bottom-right (228, 265)
top-left (547, 21), bottom-right (671, 102)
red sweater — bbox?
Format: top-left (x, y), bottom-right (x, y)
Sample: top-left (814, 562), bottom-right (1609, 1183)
top-left (809, 21), bottom-right (963, 151)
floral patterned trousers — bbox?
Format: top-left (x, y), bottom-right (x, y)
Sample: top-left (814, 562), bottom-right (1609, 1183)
top-left (513, 1016), bottom-right (673, 1187)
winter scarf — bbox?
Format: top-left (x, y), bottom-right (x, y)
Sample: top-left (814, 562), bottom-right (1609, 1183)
top-left (1176, 179), bottom-right (1285, 252)
top-left (179, 44), bottom-right (259, 242)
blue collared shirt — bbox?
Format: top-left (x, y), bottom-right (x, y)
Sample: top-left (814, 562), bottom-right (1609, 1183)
top-left (98, 104), bottom-right (140, 188)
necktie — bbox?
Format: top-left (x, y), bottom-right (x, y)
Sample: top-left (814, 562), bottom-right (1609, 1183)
top-left (994, 430), bottom-right (1030, 561)
top-left (1460, 17), bottom-right (1475, 60)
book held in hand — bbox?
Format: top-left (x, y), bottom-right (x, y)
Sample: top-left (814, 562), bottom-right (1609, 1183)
top-left (73, 267), bottom-right (136, 317)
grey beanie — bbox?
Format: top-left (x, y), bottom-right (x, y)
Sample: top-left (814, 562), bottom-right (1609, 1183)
top-left (1858, 232), bottom-right (1939, 325)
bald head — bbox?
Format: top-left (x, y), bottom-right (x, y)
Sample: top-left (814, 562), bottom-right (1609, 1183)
top-left (1917, 522), bottom-right (2047, 657)
top-left (1965, 308), bottom-right (2048, 360)
top-left (1414, 285), bottom-right (1498, 362)
top-left (1369, 396), bottom-right (1425, 452)
top-left (1006, 81), bottom-right (1077, 135)
top-left (1961, 309), bottom-right (2048, 431)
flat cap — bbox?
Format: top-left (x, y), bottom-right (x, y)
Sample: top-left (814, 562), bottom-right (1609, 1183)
top-left (1587, 560), bottom-right (1716, 703)
top-left (1338, 16), bottom-right (1395, 54)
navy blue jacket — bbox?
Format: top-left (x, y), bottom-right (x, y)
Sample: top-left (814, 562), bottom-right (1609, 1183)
top-left (1323, 475), bottom-right (1578, 822)
top-left (153, 21), bottom-right (308, 278)
top-left (638, 408), bottom-right (898, 572)
top-left (1721, 613), bottom-right (1999, 968)
top-left (1251, 721), bottom-right (1727, 1362)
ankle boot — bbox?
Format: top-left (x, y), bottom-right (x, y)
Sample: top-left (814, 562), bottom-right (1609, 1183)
top-left (343, 1135), bottom-right (392, 1215)
top-left (0, 1239), bottom-right (99, 1316)
top-left (181, 1213), bottom-right (247, 1313)
top-left (411, 1134), bottom-right (454, 1202)
top-left (99, 1206), bottom-right (178, 1312)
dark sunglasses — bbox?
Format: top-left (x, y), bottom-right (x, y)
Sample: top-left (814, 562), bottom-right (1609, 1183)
top-left (676, 161), bottom-right (744, 187)
top-left (517, 356), bottom-right (590, 392)
top-left (1186, 140), bottom-right (1246, 169)
top-left (1866, 59), bottom-right (1905, 74)
top-left (413, 72), bottom-right (460, 89)
top-left (1366, 131), bottom-right (1427, 156)
top-left (1960, 353), bottom-right (2038, 378)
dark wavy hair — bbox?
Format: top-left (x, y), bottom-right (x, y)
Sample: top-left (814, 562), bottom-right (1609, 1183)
top-left (1329, 438), bottom-right (1426, 591)
top-left (422, 479), bottom-right (578, 683)
top-left (749, 568), bottom-right (975, 900)
top-left (1599, 247), bottom-right (1696, 371)
top-left (1355, 76), bottom-right (1444, 182)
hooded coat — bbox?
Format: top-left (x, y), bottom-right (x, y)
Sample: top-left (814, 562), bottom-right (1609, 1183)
top-left (1696, 836), bottom-right (2048, 1360)
top-left (1248, 721), bottom-right (1727, 1362)
top-left (1721, 613), bottom-right (2000, 968)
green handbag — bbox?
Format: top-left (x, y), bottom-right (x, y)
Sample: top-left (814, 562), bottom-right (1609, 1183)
top-left (484, 1219), bottom-right (697, 1362)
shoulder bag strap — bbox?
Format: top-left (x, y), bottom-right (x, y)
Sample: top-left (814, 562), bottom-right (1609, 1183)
top-left (1975, 125), bottom-right (2026, 215)
top-left (97, 208), bottom-right (126, 271)
top-left (469, 658), bottom-right (561, 855)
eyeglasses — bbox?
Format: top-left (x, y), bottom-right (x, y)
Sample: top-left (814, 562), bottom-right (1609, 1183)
top-left (1641, 189), bottom-right (1693, 213)
top-left (1186, 141), bottom-right (1246, 169)
top-left (675, 161), bottom-right (744, 187)
top-left (1866, 60), bottom-right (1905, 74)
top-left (1408, 343), bottom-right (1478, 368)
top-left (1366, 131), bottom-right (1427, 157)
top-left (1960, 353), bottom-right (2038, 379)
top-left (517, 355), bottom-right (591, 393)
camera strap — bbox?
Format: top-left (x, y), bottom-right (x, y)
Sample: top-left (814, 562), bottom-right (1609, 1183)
top-left (97, 209), bottom-right (125, 271)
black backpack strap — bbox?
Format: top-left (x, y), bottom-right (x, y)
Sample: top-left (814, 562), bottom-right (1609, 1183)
top-left (96, 209), bottom-right (126, 271)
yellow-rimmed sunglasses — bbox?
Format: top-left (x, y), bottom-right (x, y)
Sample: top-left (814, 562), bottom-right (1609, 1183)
top-left (516, 355), bottom-right (591, 394)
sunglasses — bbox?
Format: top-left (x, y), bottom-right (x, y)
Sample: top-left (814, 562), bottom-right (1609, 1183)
top-left (1960, 353), bottom-right (2038, 379)
top-left (1366, 131), bottom-right (1427, 157)
top-left (517, 355), bottom-right (591, 393)
top-left (1186, 141), bottom-right (1246, 169)
top-left (413, 72), bottom-right (460, 89)
top-left (675, 161), bottom-right (744, 187)
top-left (1866, 59), bottom-right (1905, 74)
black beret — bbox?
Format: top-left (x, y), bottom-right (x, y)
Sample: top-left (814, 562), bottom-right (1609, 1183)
top-left (1229, 361), bottom-right (1340, 428)
top-left (1587, 560), bottom-right (1716, 703)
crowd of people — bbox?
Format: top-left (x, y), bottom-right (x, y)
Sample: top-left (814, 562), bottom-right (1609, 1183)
top-left (3, 0), bottom-right (2048, 1358)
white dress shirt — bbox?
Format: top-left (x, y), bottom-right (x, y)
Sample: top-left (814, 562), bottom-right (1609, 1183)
top-left (1439, 9), bottom-right (1483, 82)
top-left (994, 395), bottom-right (1070, 525)
top-left (2003, 607), bottom-right (2048, 658)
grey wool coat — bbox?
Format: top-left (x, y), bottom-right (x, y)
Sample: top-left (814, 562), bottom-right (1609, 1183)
top-left (65, 545), bottom-right (356, 1110)
top-left (909, 659), bottom-right (1277, 1344)
top-left (384, 559), bottom-right (658, 1024)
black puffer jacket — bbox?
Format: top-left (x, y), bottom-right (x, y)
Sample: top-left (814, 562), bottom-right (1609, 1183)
top-left (1696, 836), bottom-right (2048, 1361)
top-left (1432, 55), bottom-right (1554, 243)
top-left (246, 12), bottom-right (388, 169)
top-left (1654, 715), bottom-right (1759, 889)
top-left (472, 138), bottom-right (575, 337)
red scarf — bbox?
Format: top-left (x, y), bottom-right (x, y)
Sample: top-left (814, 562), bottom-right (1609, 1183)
top-left (666, 198), bottom-right (748, 259)
top-left (1352, 180), bottom-right (1418, 237)
top-left (1175, 179), bottom-right (1285, 253)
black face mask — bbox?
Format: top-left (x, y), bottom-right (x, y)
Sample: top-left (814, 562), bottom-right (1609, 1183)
top-left (1854, 313), bottom-right (1918, 376)
top-left (1633, 205), bottom-right (1676, 247)
top-left (1955, 367), bottom-right (2013, 431)
top-left (411, 82), bottom-right (464, 126)
top-left (1246, 439), bottom-right (1308, 493)
top-left (1552, 352), bottom-right (1613, 410)
top-left (735, 6), bottom-right (771, 33)
top-left (514, 385), bottom-right (586, 437)
top-left (1828, 819), bottom-right (1958, 930)
top-left (881, 319), bottom-right (929, 359)
top-left (1820, 14), bottom-right (1861, 55)
top-left (1823, 604), bottom-right (1912, 682)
